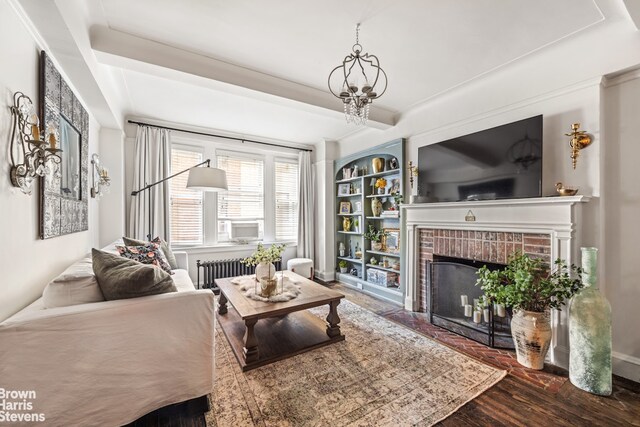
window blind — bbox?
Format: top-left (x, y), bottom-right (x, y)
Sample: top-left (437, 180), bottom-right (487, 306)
top-left (217, 153), bottom-right (264, 240)
top-left (275, 160), bottom-right (299, 241)
top-left (170, 148), bottom-right (203, 245)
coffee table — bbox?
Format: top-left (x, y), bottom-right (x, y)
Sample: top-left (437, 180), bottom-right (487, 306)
top-left (215, 270), bottom-right (345, 371)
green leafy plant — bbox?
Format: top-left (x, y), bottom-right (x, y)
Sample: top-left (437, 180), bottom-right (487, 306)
top-left (363, 224), bottom-right (388, 242)
top-left (392, 193), bottom-right (403, 206)
top-left (338, 260), bottom-right (348, 269)
top-left (241, 242), bottom-right (287, 266)
top-left (475, 252), bottom-right (583, 312)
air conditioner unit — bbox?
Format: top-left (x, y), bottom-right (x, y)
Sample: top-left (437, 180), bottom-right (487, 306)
top-left (229, 222), bottom-right (260, 243)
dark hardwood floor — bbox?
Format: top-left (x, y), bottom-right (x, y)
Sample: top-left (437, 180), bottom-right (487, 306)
top-left (130, 281), bottom-right (640, 427)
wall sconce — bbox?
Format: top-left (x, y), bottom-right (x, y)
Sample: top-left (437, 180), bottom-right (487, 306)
top-left (90, 153), bottom-right (110, 198)
top-left (565, 123), bottom-right (592, 169)
top-left (9, 92), bottom-right (62, 194)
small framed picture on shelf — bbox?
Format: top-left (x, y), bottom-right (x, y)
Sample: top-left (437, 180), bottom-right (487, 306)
top-left (383, 228), bottom-right (400, 253)
top-left (353, 201), bottom-right (362, 213)
top-left (339, 201), bottom-right (351, 214)
top-left (338, 183), bottom-right (351, 196)
top-left (390, 178), bottom-right (400, 194)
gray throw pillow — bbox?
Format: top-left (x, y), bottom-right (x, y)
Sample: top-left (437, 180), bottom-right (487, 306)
top-left (123, 236), bottom-right (178, 270)
top-left (92, 249), bottom-right (177, 301)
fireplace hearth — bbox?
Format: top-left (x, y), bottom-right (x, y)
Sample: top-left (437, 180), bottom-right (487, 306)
top-left (427, 255), bottom-right (513, 349)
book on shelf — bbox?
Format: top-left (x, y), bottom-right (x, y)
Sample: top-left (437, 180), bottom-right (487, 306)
top-left (380, 210), bottom-right (399, 218)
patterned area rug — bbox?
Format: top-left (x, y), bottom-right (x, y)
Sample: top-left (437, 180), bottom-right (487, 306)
top-left (207, 300), bottom-right (506, 427)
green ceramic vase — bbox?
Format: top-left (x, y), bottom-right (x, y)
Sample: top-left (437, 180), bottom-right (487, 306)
top-left (568, 247), bottom-right (612, 396)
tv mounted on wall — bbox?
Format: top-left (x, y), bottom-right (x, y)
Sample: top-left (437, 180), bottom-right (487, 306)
top-left (417, 115), bottom-right (542, 202)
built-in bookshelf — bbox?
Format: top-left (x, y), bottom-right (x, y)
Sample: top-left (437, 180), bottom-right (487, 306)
top-left (333, 139), bottom-right (405, 305)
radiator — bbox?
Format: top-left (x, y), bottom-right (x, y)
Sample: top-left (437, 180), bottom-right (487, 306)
top-left (196, 258), bottom-right (282, 293)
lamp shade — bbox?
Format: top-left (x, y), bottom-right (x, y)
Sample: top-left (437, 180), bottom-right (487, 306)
top-left (186, 167), bottom-right (227, 192)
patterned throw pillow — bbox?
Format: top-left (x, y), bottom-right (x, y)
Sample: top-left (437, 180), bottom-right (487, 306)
top-left (115, 243), bottom-right (173, 274)
top-left (122, 236), bottom-right (178, 270)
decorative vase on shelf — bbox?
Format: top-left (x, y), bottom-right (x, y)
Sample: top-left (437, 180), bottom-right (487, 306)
top-left (372, 157), bottom-right (385, 173)
top-left (377, 187), bottom-right (384, 195)
top-left (371, 197), bottom-right (382, 217)
top-left (371, 241), bottom-right (383, 251)
top-left (342, 217), bottom-right (352, 232)
top-left (510, 309), bottom-right (552, 370)
top-left (569, 247), bottom-right (612, 396)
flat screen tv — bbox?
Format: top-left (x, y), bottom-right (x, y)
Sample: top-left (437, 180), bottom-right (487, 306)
top-left (417, 115), bottom-right (542, 202)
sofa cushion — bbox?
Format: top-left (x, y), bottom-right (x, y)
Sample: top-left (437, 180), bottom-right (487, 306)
top-left (42, 258), bottom-right (105, 308)
top-left (123, 236), bottom-right (178, 270)
top-left (116, 242), bottom-right (173, 274)
top-left (92, 249), bottom-right (177, 301)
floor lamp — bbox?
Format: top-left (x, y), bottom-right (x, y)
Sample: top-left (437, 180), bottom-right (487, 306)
top-left (131, 159), bottom-right (227, 241)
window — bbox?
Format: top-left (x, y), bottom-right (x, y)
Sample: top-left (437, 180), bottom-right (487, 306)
top-left (275, 160), bottom-right (299, 241)
top-left (217, 153), bottom-right (265, 241)
top-left (170, 147), bottom-right (203, 245)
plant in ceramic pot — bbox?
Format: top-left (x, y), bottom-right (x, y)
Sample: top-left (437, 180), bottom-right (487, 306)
top-left (375, 178), bottom-right (387, 194)
top-left (242, 242), bottom-right (287, 282)
top-left (338, 260), bottom-right (348, 273)
top-left (476, 252), bottom-right (582, 370)
top-left (364, 224), bottom-right (388, 252)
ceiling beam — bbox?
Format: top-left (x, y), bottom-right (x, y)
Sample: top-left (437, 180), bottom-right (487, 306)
top-left (90, 26), bottom-right (396, 129)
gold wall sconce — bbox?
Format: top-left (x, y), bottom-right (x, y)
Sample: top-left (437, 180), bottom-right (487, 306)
top-left (408, 161), bottom-right (419, 190)
top-left (90, 153), bottom-right (110, 198)
top-left (565, 123), bottom-right (592, 169)
top-left (9, 92), bottom-right (62, 194)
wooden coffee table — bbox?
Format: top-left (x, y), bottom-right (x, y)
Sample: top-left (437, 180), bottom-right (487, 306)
top-left (215, 271), bottom-right (345, 371)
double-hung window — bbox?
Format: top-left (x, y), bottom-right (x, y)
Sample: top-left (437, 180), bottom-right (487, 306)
top-left (216, 152), bottom-right (265, 241)
top-left (274, 160), bottom-right (299, 241)
top-left (169, 147), bottom-right (204, 245)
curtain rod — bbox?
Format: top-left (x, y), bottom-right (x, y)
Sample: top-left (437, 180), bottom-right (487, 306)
top-left (127, 120), bottom-right (313, 152)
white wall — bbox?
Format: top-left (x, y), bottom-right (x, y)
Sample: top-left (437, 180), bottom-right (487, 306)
top-left (98, 127), bottom-right (125, 246)
top-left (602, 69), bottom-right (640, 382)
top-left (0, 0), bottom-right (100, 321)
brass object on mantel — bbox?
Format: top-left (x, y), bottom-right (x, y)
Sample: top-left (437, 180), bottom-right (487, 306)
top-left (565, 123), bottom-right (592, 169)
top-left (556, 182), bottom-right (579, 196)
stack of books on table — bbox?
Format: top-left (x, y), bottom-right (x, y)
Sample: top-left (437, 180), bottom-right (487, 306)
top-left (380, 210), bottom-right (399, 218)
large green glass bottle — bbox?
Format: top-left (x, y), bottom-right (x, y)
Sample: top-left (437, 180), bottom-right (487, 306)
top-left (569, 247), bottom-right (612, 395)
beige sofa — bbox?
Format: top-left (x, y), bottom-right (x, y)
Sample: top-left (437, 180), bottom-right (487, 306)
top-left (0, 241), bottom-right (214, 426)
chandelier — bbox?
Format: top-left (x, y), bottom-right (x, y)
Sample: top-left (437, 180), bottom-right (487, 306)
top-left (328, 24), bottom-right (387, 125)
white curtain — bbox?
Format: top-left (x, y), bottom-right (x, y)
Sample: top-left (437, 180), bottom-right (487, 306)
top-left (128, 125), bottom-right (171, 241)
top-left (297, 151), bottom-right (314, 260)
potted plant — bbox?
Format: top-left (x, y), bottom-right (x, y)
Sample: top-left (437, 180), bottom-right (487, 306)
top-left (476, 252), bottom-right (582, 370)
top-left (338, 260), bottom-right (348, 273)
top-left (363, 224), bottom-right (388, 251)
top-left (375, 178), bottom-right (387, 194)
top-left (242, 242), bottom-right (287, 277)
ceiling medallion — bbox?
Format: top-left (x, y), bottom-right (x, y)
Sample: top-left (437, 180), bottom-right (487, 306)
top-left (328, 23), bottom-right (388, 125)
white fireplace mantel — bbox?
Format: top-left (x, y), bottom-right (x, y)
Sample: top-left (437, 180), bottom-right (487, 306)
top-left (400, 195), bottom-right (591, 368)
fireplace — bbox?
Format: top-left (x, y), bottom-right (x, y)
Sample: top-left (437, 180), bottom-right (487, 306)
top-left (427, 255), bottom-right (514, 348)
top-left (401, 196), bottom-right (590, 369)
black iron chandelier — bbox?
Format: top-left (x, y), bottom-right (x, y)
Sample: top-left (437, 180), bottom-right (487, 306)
top-left (328, 24), bottom-right (387, 125)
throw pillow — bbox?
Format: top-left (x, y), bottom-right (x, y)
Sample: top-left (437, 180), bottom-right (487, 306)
top-left (116, 242), bottom-right (173, 274)
top-left (42, 257), bottom-right (105, 308)
top-left (92, 249), bottom-right (177, 301)
top-left (123, 236), bottom-right (178, 270)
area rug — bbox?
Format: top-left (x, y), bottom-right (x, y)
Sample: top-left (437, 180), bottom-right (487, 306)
top-left (206, 299), bottom-right (506, 427)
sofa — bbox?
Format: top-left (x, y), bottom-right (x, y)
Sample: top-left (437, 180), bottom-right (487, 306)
top-left (0, 241), bottom-right (215, 426)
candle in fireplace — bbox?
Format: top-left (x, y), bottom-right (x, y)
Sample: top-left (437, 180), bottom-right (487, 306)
top-left (464, 304), bottom-right (472, 317)
top-left (460, 295), bottom-right (468, 307)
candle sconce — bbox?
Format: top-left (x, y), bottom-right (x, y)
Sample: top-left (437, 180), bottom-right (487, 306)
top-left (565, 123), bottom-right (592, 169)
top-left (9, 92), bottom-right (62, 195)
top-left (90, 153), bottom-right (110, 198)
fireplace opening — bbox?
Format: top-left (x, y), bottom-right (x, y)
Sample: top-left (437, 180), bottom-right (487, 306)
top-left (427, 255), bottom-right (514, 349)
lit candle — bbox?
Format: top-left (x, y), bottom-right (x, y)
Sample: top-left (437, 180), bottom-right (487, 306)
top-left (464, 304), bottom-right (472, 317)
top-left (460, 295), bottom-right (468, 307)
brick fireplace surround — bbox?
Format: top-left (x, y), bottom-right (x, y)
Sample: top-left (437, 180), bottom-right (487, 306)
top-left (418, 229), bottom-right (552, 314)
top-left (401, 196), bottom-right (590, 369)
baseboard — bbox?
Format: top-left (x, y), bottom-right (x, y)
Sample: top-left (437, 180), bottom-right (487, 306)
top-left (314, 270), bottom-right (335, 282)
top-left (613, 351), bottom-right (640, 383)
